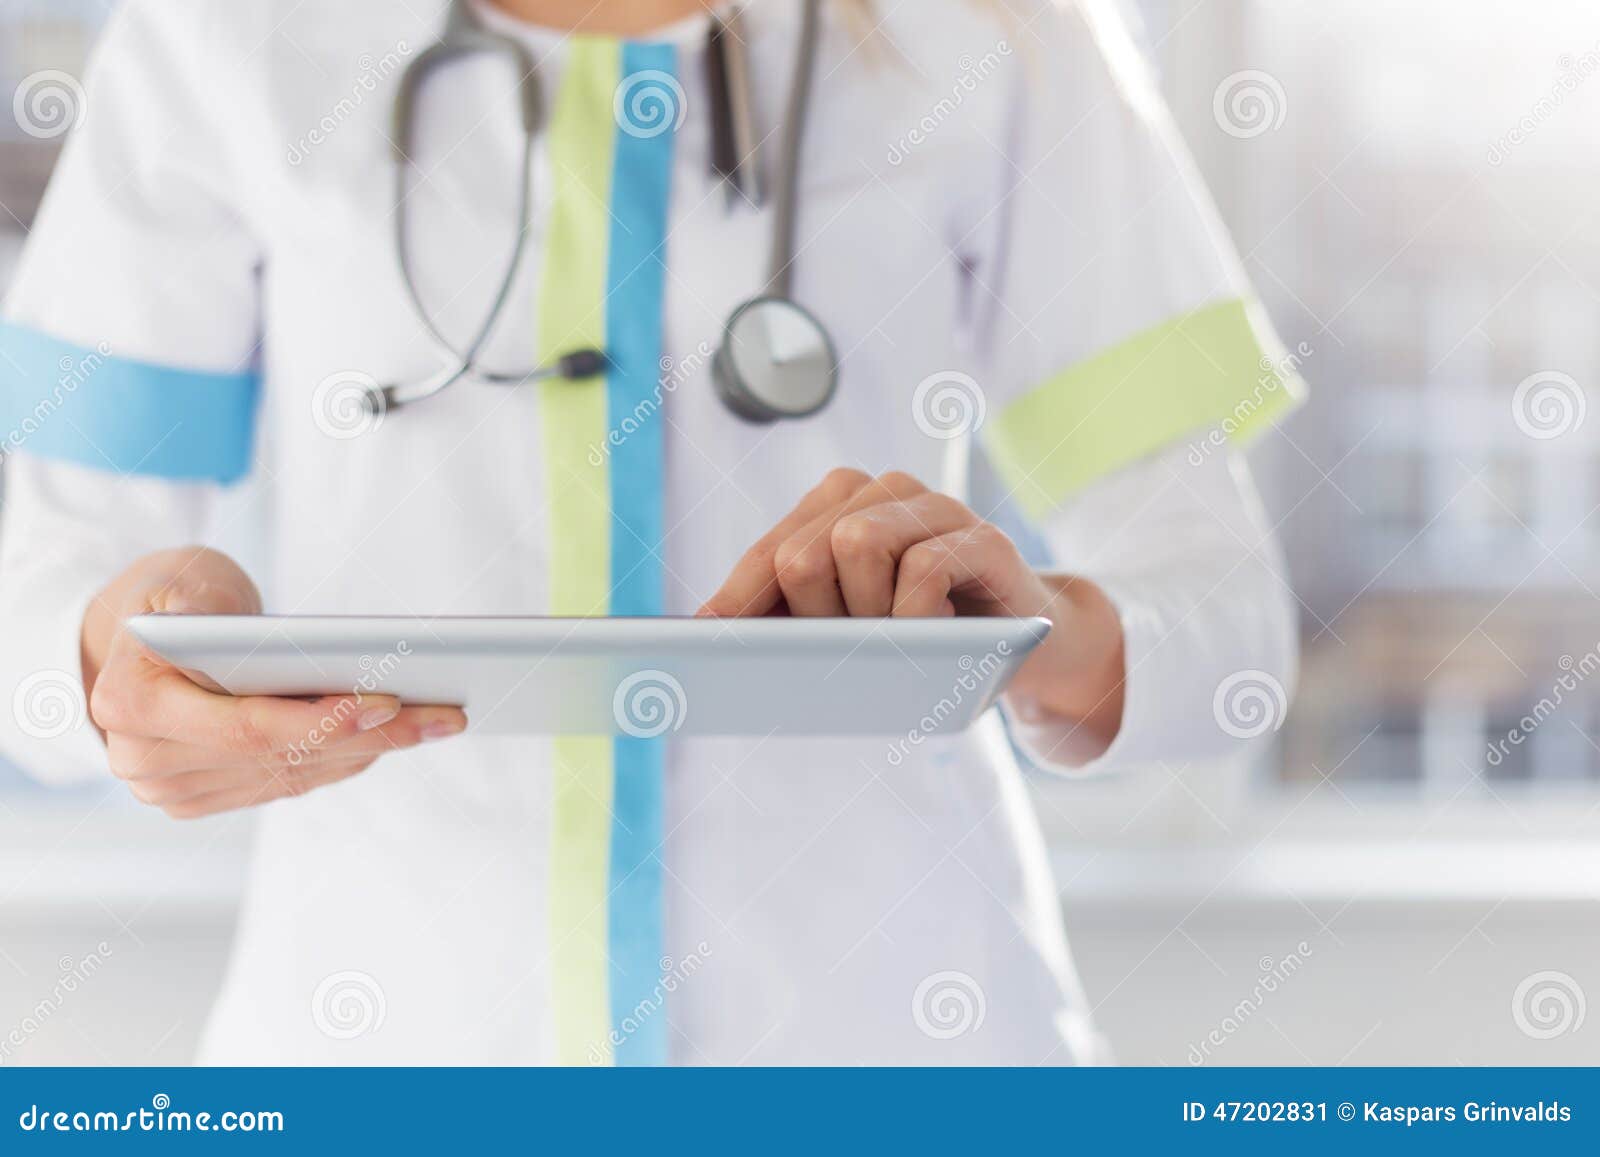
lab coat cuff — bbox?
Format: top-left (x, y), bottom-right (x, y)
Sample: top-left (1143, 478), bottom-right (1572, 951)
top-left (0, 566), bottom-right (110, 787)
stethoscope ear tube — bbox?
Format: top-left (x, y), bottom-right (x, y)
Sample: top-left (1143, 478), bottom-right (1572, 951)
top-left (375, 346), bottom-right (608, 413)
top-left (763, 0), bottom-right (821, 300)
top-left (386, 0), bottom-right (545, 412)
top-left (392, 9), bottom-right (541, 161)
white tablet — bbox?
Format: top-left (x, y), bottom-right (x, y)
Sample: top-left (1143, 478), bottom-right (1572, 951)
top-left (126, 615), bottom-right (1051, 737)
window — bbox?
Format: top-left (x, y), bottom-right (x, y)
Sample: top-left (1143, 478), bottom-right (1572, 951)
top-left (1032, 0), bottom-right (1600, 848)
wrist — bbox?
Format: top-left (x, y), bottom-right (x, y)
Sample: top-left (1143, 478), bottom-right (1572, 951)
top-left (1006, 574), bottom-right (1126, 738)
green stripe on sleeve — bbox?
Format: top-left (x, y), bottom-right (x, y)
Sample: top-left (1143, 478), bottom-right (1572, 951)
top-left (982, 298), bottom-right (1306, 519)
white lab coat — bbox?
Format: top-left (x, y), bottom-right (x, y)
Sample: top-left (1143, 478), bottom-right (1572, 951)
top-left (0, 0), bottom-right (1300, 1064)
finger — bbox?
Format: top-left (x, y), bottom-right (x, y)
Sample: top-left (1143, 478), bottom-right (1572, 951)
top-left (892, 525), bottom-right (1019, 617)
top-left (699, 467), bottom-right (873, 617)
top-left (123, 706), bottom-right (453, 802)
top-left (126, 750), bottom-right (376, 806)
top-left (157, 757), bottom-right (380, 820)
top-left (773, 521), bottom-right (849, 616)
top-left (105, 703), bottom-right (466, 781)
top-left (92, 646), bottom-right (407, 755)
top-left (830, 492), bottom-right (978, 616)
top-left (772, 472), bottom-right (932, 617)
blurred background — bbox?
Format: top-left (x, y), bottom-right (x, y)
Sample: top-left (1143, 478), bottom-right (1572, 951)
top-left (3, 0), bottom-right (1599, 1065)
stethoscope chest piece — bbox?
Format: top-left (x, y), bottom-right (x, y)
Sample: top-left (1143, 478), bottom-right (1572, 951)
top-left (712, 296), bottom-right (839, 422)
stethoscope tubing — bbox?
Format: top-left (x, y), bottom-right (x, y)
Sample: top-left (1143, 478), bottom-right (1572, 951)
top-left (374, 0), bottom-right (829, 420)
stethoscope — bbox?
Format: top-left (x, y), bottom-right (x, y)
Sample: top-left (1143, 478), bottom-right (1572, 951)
top-left (370, 0), bottom-right (838, 423)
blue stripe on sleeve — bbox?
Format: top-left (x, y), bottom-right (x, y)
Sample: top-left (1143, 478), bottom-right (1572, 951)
top-left (0, 323), bottom-right (258, 484)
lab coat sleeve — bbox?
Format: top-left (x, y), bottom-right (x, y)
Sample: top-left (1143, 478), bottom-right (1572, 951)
top-left (0, 0), bottom-right (260, 785)
top-left (0, 458), bottom-right (218, 786)
top-left (0, 0), bottom-right (263, 486)
top-left (1001, 439), bottom-right (1298, 774)
top-left (968, 0), bottom-right (1307, 523)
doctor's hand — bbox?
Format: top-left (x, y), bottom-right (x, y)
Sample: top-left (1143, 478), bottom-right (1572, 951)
top-left (698, 468), bottom-right (1126, 754)
top-left (81, 547), bottom-right (468, 819)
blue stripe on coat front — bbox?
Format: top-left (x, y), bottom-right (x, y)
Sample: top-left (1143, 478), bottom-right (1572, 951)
top-left (604, 40), bottom-right (677, 1067)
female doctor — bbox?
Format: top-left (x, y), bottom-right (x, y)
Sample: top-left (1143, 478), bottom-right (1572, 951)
top-left (0, 0), bottom-right (1302, 1064)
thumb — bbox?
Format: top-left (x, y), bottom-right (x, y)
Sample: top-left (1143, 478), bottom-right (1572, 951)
top-left (144, 552), bottom-right (263, 617)
top-left (151, 580), bottom-right (259, 615)
top-left (124, 569), bottom-right (261, 692)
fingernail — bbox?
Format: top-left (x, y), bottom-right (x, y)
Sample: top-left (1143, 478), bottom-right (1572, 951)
top-left (358, 706), bottom-right (400, 732)
top-left (420, 719), bottom-right (465, 742)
